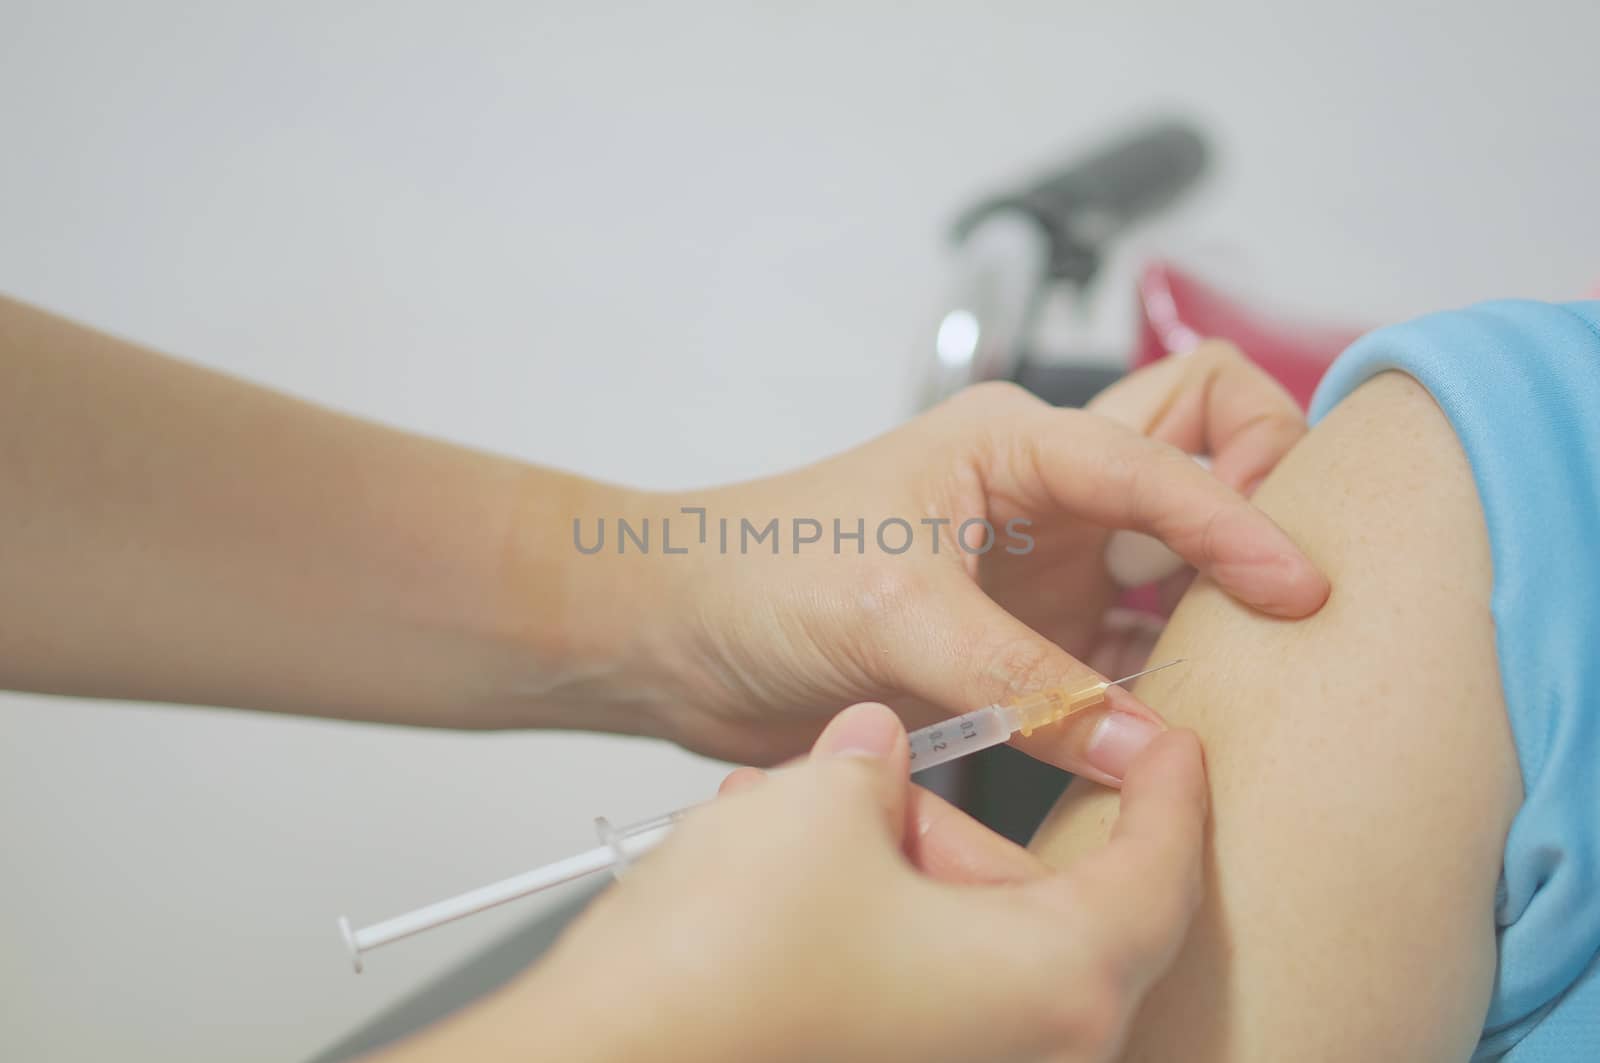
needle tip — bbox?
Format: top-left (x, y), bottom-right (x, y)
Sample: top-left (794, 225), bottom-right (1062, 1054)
top-left (1108, 658), bottom-right (1188, 687)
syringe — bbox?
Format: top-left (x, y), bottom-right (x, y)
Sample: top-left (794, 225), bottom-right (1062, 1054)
top-left (903, 658), bottom-right (1183, 771)
top-left (336, 659), bottom-right (1184, 972)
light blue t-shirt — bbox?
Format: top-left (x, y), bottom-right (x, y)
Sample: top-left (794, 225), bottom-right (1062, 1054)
top-left (1308, 300), bottom-right (1600, 1059)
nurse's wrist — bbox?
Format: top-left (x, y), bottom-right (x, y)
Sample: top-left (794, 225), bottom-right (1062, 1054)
top-left (483, 472), bottom-right (686, 734)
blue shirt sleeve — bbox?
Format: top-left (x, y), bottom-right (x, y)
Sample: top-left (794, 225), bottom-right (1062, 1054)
top-left (1308, 300), bottom-right (1600, 1060)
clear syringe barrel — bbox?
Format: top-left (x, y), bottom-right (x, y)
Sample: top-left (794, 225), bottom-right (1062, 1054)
top-left (907, 704), bottom-right (1014, 772)
top-left (907, 681), bottom-right (1113, 773)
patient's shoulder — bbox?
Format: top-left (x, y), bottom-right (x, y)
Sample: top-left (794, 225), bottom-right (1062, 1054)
top-left (1032, 370), bottom-right (1518, 1062)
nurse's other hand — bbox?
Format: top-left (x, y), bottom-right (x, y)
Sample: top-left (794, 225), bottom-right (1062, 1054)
top-left (410, 704), bottom-right (1207, 1063)
top-left (611, 343), bottom-right (1323, 778)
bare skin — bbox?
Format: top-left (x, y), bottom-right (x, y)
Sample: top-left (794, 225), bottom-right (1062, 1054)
top-left (378, 705), bottom-right (1209, 1063)
top-left (0, 295), bottom-right (1325, 780)
top-left (1031, 371), bottom-right (1522, 1061)
top-left (2, 294), bottom-right (1327, 1059)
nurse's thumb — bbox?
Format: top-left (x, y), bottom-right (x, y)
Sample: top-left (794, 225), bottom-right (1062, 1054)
top-left (806, 702), bottom-right (912, 846)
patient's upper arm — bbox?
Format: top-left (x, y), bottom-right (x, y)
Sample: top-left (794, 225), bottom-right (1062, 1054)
top-left (1031, 371), bottom-right (1521, 1062)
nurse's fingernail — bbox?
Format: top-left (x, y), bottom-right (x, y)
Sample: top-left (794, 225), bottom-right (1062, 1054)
top-left (1085, 711), bottom-right (1162, 781)
top-left (1103, 683), bottom-right (1168, 723)
top-left (717, 767), bottom-right (767, 796)
top-left (814, 702), bottom-right (901, 759)
top-left (1214, 551), bottom-right (1326, 617)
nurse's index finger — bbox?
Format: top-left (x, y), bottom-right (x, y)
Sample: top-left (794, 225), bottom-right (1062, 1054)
top-left (903, 783), bottom-right (1045, 884)
top-left (997, 407), bottom-right (1328, 617)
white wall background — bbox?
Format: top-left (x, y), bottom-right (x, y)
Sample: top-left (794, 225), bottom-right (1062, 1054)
top-left (1, 2), bottom-right (1596, 1060)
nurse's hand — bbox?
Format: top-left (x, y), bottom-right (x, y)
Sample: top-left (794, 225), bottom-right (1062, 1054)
top-left (574, 342), bottom-right (1323, 781)
top-left (385, 704), bottom-right (1208, 1063)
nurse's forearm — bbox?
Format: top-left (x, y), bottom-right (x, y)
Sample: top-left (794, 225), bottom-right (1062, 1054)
top-left (0, 294), bottom-right (661, 729)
